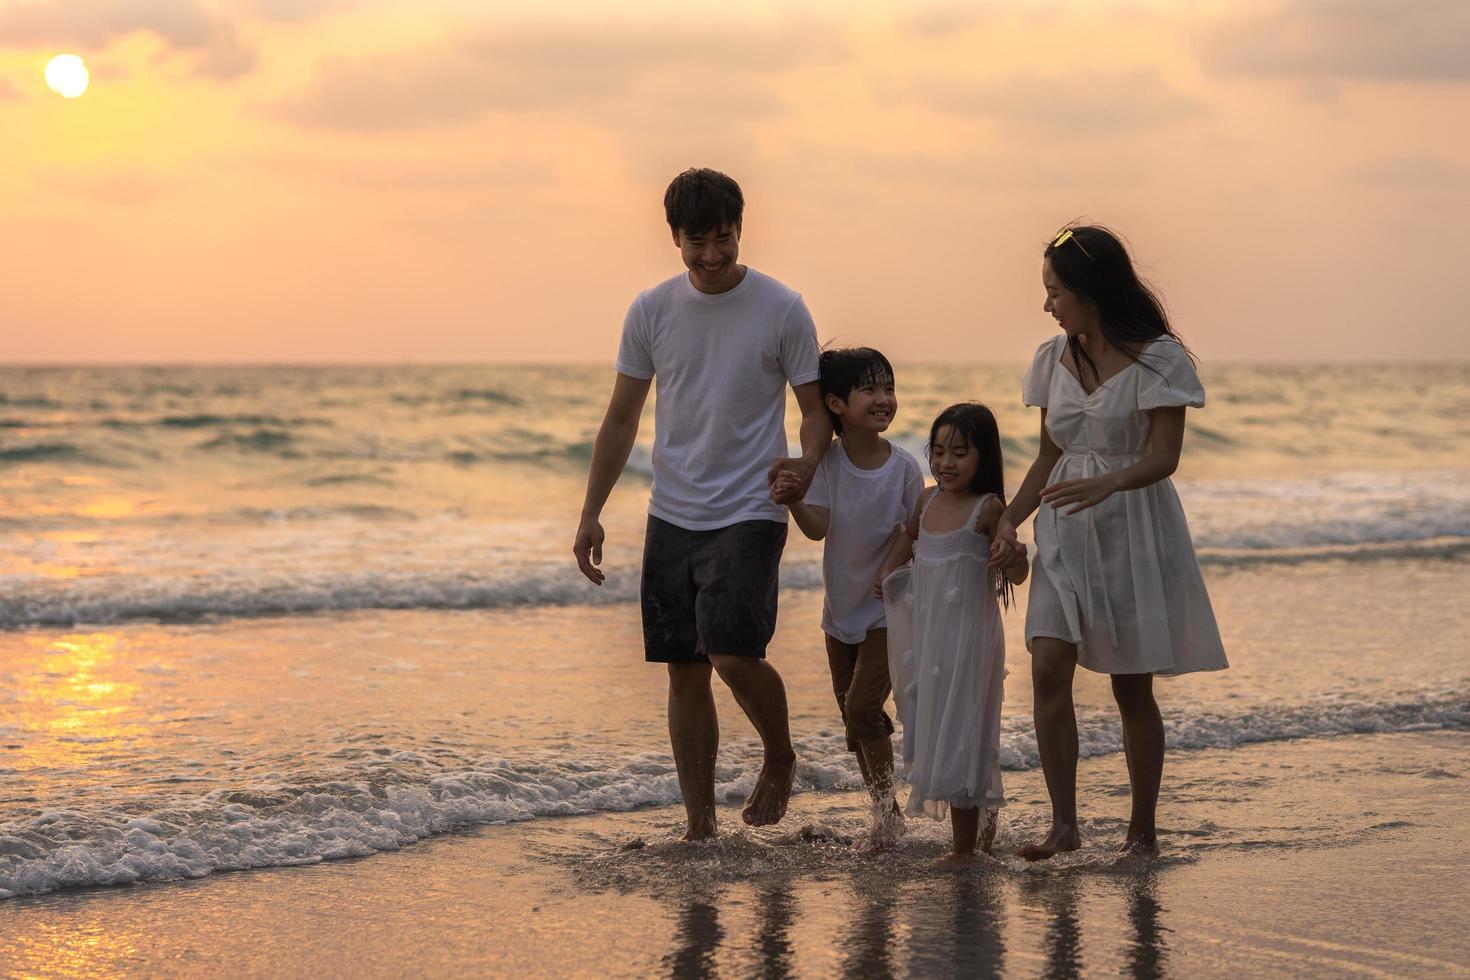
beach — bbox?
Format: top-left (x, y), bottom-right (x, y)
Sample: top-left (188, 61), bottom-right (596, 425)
top-left (4, 727), bottom-right (1467, 977)
top-left (2, 363), bottom-right (1469, 975)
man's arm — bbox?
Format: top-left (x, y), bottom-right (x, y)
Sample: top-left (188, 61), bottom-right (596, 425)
top-left (573, 372), bottom-right (652, 585)
top-left (768, 381), bottom-right (833, 505)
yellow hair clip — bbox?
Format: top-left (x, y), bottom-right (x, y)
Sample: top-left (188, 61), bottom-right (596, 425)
top-left (1051, 228), bottom-right (1093, 260)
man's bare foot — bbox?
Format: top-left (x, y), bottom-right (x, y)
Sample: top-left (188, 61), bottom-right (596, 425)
top-left (741, 751), bottom-right (796, 826)
top-left (1019, 823), bottom-right (1081, 861)
top-left (681, 820), bottom-right (717, 842)
top-left (932, 852), bottom-right (978, 871)
top-left (1117, 836), bottom-right (1158, 858)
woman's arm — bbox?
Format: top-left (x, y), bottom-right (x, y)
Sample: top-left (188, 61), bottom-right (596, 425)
top-left (1001, 410), bottom-right (1062, 529)
top-left (1039, 407), bottom-right (1185, 515)
top-left (977, 496), bottom-right (1029, 585)
top-left (990, 411), bottom-right (1060, 566)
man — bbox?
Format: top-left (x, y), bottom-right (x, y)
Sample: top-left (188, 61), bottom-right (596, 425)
top-left (572, 168), bottom-right (831, 841)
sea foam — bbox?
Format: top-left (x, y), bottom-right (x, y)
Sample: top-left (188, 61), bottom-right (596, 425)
top-left (3, 687), bottom-right (1463, 899)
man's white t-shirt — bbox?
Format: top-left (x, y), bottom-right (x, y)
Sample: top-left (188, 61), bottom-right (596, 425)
top-left (804, 441), bottom-right (925, 643)
top-left (615, 268), bottom-right (820, 531)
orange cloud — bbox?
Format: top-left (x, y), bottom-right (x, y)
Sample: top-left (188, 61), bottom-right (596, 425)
top-left (272, 19), bottom-right (846, 131)
top-left (906, 67), bottom-right (1205, 136)
top-left (0, 0), bottom-right (255, 79)
top-left (1196, 0), bottom-right (1470, 80)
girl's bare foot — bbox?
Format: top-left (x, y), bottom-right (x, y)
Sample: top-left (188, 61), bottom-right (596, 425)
top-left (1019, 822), bottom-right (1081, 861)
top-left (980, 809), bottom-right (999, 855)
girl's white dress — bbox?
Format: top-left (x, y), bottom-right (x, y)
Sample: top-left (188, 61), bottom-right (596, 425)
top-left (1022, 334), bottom-right (1228, 676)
top-left (883, 492), bottom-right (1006, 819)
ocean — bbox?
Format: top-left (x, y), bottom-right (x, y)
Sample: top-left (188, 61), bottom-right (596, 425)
top-left (2, 361), bottom-right (1468, 957)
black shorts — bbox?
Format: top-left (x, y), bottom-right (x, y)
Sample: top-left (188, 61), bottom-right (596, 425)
top-left (640, 516), bottom-right (787, 663)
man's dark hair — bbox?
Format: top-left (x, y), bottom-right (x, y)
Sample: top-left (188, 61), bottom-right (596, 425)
top-left (664, 168), bottom-right (744, 235)
top-left (819, 347), bottom-right (894, 436)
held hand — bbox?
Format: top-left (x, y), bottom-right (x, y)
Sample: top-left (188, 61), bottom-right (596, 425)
top-left (771, 468), bottom-right (804, 503)
top-left (769, 454), bottom-right (815, 505)
top-left (573, 515), bottom-right (606, 586)
top-left (1040, 475), bottom-right (1120, 515)
top-left (988, 518), bottom-right (1023, 567)
top-left (997, 542), bottom-right (1029, 579)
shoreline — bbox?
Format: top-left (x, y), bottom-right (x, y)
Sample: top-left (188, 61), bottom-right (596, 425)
top-left (4, 729), bottom-right (1467, 977)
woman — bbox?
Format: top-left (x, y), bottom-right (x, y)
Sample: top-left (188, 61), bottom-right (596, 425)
top-left (992, 225), bottom-right (1228, 859)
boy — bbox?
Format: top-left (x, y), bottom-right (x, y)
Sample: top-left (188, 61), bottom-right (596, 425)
top-left (776, 347), bottom-right (923, 846)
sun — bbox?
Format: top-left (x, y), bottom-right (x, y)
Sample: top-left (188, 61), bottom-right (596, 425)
top-left (45, 54), bottom-right (90, 99)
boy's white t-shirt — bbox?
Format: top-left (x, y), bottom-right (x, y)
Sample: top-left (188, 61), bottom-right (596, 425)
top-left (804, 441), bottom-right (925, 643)
top-left (615, 268), bottom-right (820, 531)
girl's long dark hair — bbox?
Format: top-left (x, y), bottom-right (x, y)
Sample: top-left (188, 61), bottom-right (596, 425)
top-left (1045, 224), bottom-right (1193, 385)
top-left (926, 402), bottom-right (1014, 606)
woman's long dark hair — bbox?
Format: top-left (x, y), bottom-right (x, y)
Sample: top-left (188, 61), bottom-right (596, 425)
top-left (1045, 224), bottom-right (1193, 385)
top-left (926, 402), bottom-right (1014, 606)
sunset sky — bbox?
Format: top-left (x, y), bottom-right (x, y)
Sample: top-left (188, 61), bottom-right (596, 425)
top-left (2, 0), bottom-right (1466, 363)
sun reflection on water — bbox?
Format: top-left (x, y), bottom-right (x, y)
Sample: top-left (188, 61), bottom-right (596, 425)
top-left (5, 922), bottom-right (143, 978)
top-left (13, 632), bottom-right (140, 766)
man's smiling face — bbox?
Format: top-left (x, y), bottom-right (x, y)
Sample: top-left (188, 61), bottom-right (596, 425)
top-left (675, 222), bottom-right (742, 294)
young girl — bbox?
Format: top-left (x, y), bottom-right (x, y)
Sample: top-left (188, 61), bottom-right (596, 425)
top-left (991, 224), bottom-right (1228, 861)
top-left (877, 403), bottom-right (1027, 868)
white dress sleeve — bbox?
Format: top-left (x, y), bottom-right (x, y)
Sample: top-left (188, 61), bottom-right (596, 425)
top-left (1021, 336), bottom-right (1060, 408)
top-left (1136, 339), bottom-right (1205, 410)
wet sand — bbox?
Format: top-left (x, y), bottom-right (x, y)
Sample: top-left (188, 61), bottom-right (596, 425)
top-left (5, 729), bottom-right (1467, 978)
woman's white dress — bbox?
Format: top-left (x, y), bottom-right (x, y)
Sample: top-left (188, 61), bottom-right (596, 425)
top-left (883, 493), bottom-right (1006, 819)
top-left (1022, 334), bottom-right (1228, 676)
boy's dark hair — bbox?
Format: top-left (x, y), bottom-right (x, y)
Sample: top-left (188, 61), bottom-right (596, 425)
top-left (819, 347), bottom-right (894, 436)
top-left (664, 168), bottom-right (744, 236)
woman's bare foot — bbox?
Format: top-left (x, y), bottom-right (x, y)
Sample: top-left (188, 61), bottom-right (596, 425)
top-left (1019, 822), bottom-right (1081, 861)
top-left (741, 751), bottom-right (796, 826)
top-left (931, 852), bottom-right (978, 871)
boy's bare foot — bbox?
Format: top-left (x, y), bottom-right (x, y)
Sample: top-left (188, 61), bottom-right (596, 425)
top-left (1117, 836), bottom-right (1158, 858)
top-left (931, 852), bottom-right (978, 871)
top-left (741, 751), bottom-right (795, 826)
top-left (865, 801), bottom-right (906, 850)
top-left (1019, 823), bottom-right (1081, 861)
